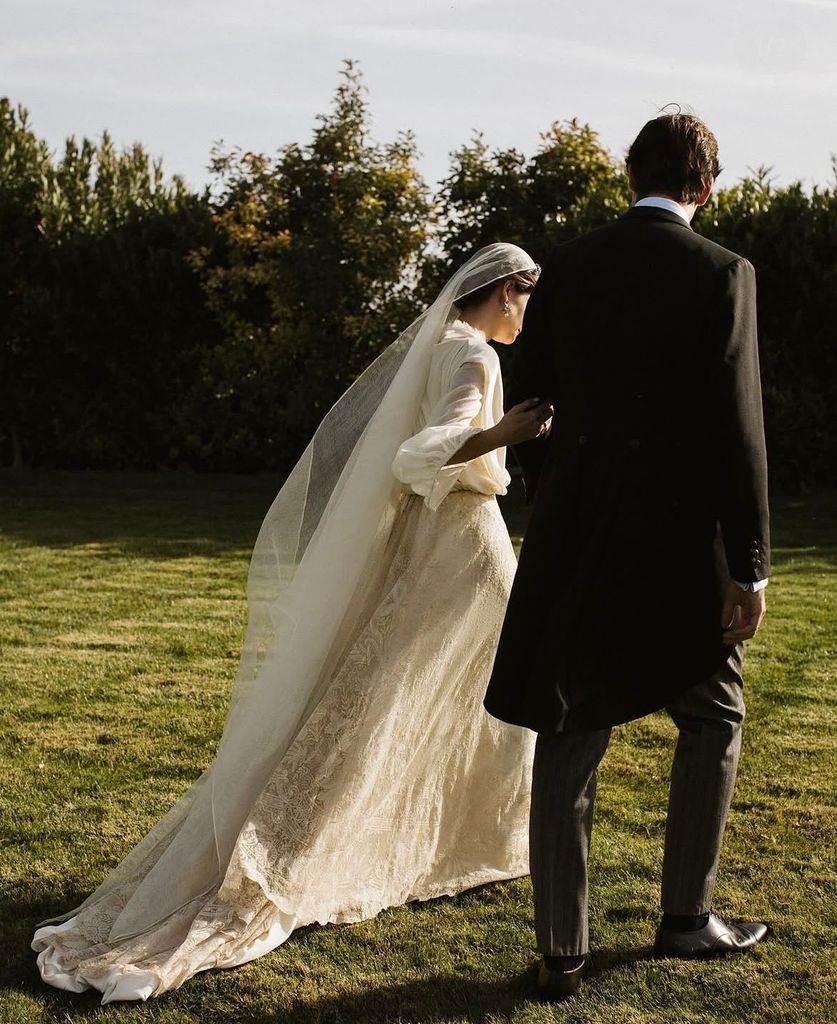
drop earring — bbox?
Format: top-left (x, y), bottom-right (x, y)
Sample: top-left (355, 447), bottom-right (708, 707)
top-left (503, 301), bottom-right (512, 318)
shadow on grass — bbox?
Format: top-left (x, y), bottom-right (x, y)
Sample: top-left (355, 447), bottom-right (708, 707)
top-left (0, 469), bottom-right (282, 560)
top-left (2, 877), bottom-right (655, 1023)
top-left (264, 976), bottom-right (539, 1024)
top-left (0, 470), bottom-right (532, 563)
top-left (3, 471), bottom-right (836, 569)
top-left (2, 938), bottom-right (655, 1024)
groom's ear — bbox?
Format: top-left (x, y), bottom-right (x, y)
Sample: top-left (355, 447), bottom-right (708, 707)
top-left (696, 179), bottom-right (714, 207)
top-left (627, 166), bottom-right (638, 203)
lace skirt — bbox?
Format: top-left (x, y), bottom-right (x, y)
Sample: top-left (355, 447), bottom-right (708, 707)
top-left (32, 490), bottom-right (536, 1002)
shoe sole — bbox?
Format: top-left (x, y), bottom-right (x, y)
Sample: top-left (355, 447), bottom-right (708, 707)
top-left (653, 937), bottom-right (767, 960)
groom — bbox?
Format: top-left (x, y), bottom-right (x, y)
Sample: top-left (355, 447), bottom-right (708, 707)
top-left (484, 112), bottom-right (770, 1001)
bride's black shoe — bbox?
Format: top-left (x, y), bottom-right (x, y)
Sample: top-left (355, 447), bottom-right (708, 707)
top-left (536, 955), bottom-right (586, 1002)
top-left (654, 912), bottom-right (769, 959)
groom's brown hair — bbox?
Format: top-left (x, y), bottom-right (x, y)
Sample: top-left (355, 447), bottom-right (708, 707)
top-left (626, 108), bottom-right (722, 204)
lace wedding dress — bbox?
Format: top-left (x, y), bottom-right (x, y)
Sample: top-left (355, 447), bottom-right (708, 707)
top-left (32, 317), bottom-right (537, 1003)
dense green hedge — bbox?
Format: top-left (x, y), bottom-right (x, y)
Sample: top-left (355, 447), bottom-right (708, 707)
top-left (1, 67), bottom-right (834, 489)
top-left (694, 173), bottom-right (837, 491)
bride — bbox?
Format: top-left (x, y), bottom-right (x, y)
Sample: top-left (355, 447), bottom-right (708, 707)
top-left (32, 242), bottom-right (553, 1003)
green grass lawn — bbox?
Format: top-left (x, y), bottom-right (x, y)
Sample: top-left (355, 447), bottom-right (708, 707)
top-left (0, 471), bottom-right (835, 1024)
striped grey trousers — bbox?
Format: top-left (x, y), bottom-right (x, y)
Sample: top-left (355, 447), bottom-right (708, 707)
top-left (529, 645), bottom-right (746, 955)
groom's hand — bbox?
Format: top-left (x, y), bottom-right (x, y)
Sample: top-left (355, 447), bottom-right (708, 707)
top-left (720, 581), bottom-right (766, 644)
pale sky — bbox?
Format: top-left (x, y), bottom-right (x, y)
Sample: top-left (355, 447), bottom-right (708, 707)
top-left (5, 0), bottom-right (836, 194)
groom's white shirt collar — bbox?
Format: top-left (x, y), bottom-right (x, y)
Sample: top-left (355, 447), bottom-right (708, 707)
top-left (633, 196), bottom-right (691, 226)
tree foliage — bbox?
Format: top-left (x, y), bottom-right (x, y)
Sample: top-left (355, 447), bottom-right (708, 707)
top-left (0, 102), bottom-right (217, 468)
top-left (696, 165), bottom-right (837, 490)
top-left (425, 119), bottom-right (628, 291)
top-left (186, 61), bottom-right (431, 467)
top-left (0, 71), bottom-right (833, 490)
top-left (0, 100), bottom-right (52, 468)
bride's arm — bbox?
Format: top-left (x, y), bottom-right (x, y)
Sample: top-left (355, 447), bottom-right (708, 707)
top-left (391, 358), bottom-right (489, 510)
top-left (446, 397), bottom-right (553, 465)
top-left (392, 357), bottom-right (552, 511)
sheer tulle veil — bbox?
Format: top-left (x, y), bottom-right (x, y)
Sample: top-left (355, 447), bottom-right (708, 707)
top-left (35, 241), bottom-right (538, 942)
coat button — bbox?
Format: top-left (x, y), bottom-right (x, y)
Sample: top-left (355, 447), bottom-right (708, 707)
top-left (578, 434), bottom-right (588, 445)
top-left (635, 392), bottom-right (645, 399)
top-left (628, 438), bottom-right (641, 448)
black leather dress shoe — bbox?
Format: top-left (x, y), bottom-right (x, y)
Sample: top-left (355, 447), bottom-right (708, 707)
top-left (654, 912), bottom-right (769, 959)
top-left (536, 957), bottom-right (586, 1002)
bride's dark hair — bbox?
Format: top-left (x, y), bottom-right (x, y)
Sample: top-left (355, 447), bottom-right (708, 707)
top-left (455, 265), bottom-right (541, 313)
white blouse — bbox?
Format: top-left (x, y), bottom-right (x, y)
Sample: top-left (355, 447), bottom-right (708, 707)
top-left (391, 319), bottom-right (511, 511)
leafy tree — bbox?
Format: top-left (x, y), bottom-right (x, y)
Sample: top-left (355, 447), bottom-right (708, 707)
top-left (187, 60), bottom-right (431, 469)
top-left (426, 118), bottom-right (629, 293)
top-left (696, 164), bottom-right (837, 490)
top-left (0, 101), bottom-right (51, 468)
top-left (0, 74), bottom-right (833, 488)
top-left (33, 134), bottom-right (217, 468)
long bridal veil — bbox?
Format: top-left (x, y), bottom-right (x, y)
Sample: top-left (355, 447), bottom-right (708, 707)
top-left (34, 241), bottom-right (539, 945)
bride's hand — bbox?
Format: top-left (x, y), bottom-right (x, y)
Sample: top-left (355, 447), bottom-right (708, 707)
top-left (497, 398), bottom-right (554, 445)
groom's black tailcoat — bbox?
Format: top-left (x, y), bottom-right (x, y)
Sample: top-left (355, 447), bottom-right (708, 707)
top-left (484, 205), bottom-right (770, 733)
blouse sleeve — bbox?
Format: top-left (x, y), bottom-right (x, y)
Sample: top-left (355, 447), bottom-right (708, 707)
top-left (391, 356), bottom-right (489, 511)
